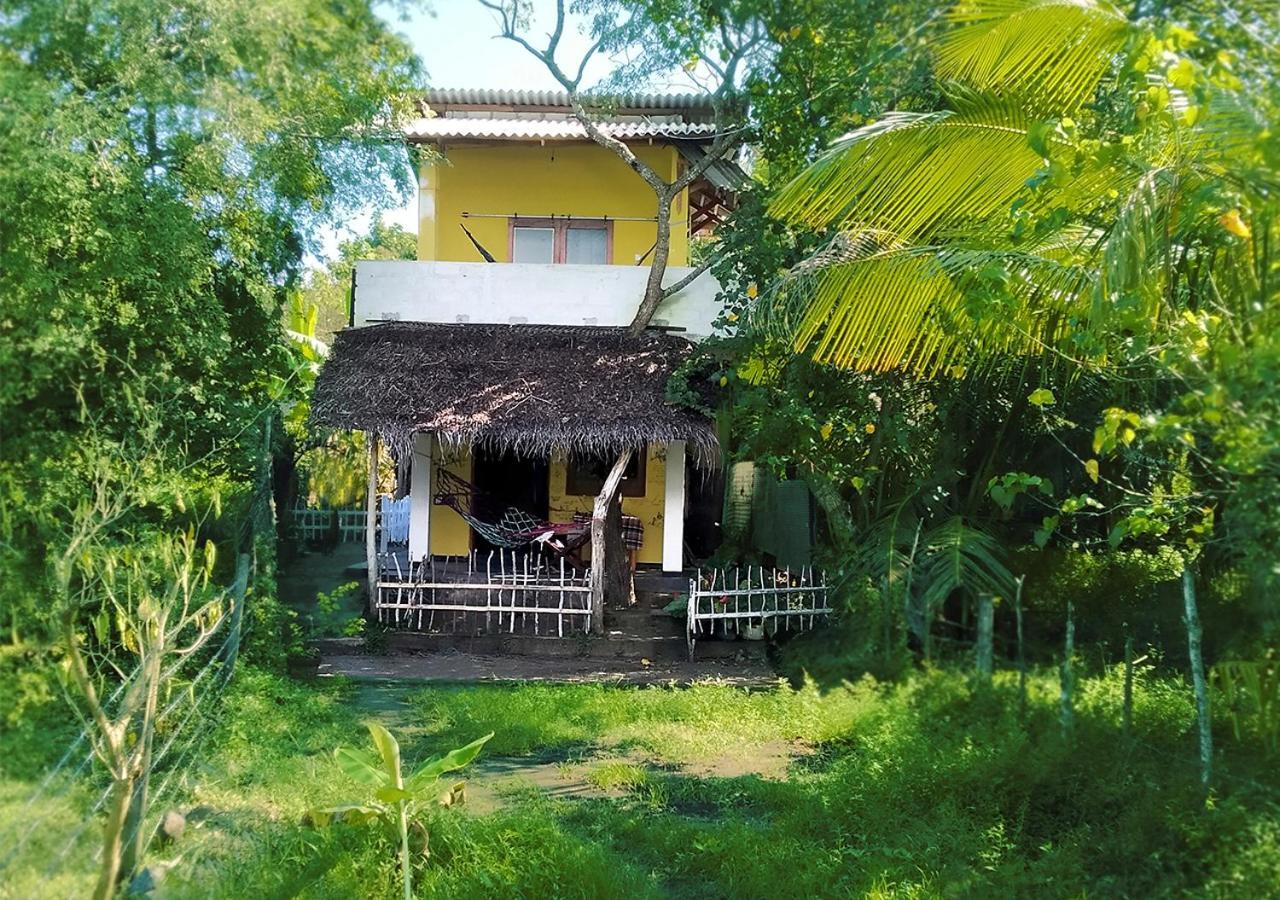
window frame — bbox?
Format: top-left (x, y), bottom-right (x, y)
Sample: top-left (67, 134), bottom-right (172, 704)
top-left (508, 217), bottom-right (613, 264)
top-left (565, 447), bottom-right (647, 498)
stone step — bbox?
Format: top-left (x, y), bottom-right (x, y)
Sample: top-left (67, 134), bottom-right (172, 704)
top-left (607, 608), bottom-right (684, 634)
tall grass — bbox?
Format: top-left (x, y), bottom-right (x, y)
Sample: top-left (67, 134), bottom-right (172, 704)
top-left (2, 665), bottom-right (1277, 897)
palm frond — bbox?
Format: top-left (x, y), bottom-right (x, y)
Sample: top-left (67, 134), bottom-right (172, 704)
top-left (759, 232), bottom-right (1097, 374)
top-left (769, 108), bottom-right (1040, 241)
top-left (937, 0), bottom-right (1130, 114)
top-left (914, 516), bottom-right (1015, 611)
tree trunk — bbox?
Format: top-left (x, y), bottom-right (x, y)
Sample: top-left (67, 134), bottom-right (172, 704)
top-left (801, 470), bottom-right (856, 549)
top-left (590, 449), bottom-right (633, 635)
top-left (975, 592), bottom-right (994, 681)
top-left (365, 433), bottom-right (380, 615)
top-left (1014, 577), bottom-right (1027, 719)
top-left (1183, 565), bottom-right (1212, 786)
top-left (1060, 599), bottom-right (1075, 738)
top-left (94, 776), bottom-right (133, 900)
top-left (628, 193), bottom-right (673, 334)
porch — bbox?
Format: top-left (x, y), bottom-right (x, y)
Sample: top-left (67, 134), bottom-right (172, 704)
top-left (309, 321), bottom-right (721, 604)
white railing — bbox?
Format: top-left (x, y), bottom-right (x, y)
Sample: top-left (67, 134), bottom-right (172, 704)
top-left (375, 550), bottom-right (592, 637)
top-left (686, 566), bottom-right (831, 659)
top-left (354, 260), bottom-right (722, 339)
top-left (291, 506), bottom-right (366, 543)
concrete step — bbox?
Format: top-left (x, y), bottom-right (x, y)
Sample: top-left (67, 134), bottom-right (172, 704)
top-left (607, 608), bottom-right (684, 637)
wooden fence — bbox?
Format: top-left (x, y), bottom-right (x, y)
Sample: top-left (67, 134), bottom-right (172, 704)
top-left (686, 566), bottom-right (831, 659)
top-left (374, 550), bottom-right (592, 637)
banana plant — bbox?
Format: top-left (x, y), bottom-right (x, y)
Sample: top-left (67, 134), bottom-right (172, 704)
top-left (308, 723), bottom-right (493, 900)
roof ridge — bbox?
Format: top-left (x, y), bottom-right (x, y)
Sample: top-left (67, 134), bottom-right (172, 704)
top-left (424, 87), bottom-right (715, 110)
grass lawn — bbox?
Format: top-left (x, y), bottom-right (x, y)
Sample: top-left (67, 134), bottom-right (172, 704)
top-left (2, 663), bottom-right (1279, 898)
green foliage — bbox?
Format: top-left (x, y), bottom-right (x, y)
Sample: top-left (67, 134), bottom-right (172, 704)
top-left (0, 0), bottom-right (423, 646)
top-left (309, 722), bottom-right (492, 899)
top-left (1212, 655), bottom-right (1280, 755)
top-left (7, 669), bottom-right (1276, 897)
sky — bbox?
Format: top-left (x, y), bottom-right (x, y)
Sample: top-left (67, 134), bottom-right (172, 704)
top-left (315, 0), bottom-right (616, 261)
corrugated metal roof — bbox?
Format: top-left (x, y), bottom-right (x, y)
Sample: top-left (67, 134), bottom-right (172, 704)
top-left (425, 88), bottom-right (715, 110)
top-left (407, 116), bottom-right (717, 142)
top-left (677, 144), bottom-right (748, 192)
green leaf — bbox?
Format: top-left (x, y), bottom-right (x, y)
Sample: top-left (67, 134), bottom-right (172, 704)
top-left (93, 609), bottom-right (110, 643)
top-left (989, 484), bottom-right (1012, 510)
top-left (407, 732), bottom-right (494, 794)
top-left (366, 722), bottom-right (402, 784)
top-left (1028, 388), bottom-right (1056, 407)
top-left (335, 747), bottom-right (387, 788)
top-left (305, 804), bottom-right (384, 828)
top-left (1084, 459), bottom-right (1100, 483)
top-left (375, 785), bottom-right (412, 804)
top-left (1033, 515), bottom-right (1059, 548)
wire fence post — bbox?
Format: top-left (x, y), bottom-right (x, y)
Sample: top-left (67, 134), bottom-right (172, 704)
top-left (217, 554), bottom-right (253, 678)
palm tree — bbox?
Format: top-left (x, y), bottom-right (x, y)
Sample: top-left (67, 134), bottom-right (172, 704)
top-left (760, 0), bottom-right (1269, 377)
top-left (760, 0), bottom-right (1277, 776)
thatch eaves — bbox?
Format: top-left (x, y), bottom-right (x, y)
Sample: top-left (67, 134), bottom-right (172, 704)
top-left (310, 322), bottom-right (719, 466)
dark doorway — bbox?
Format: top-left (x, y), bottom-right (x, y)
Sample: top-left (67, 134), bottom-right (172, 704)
top-left (684, 455), bottom-right (725, 562)
top-left (470, 448), bottom-right (550, 554)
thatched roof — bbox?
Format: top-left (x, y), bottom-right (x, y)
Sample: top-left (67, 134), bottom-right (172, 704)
top-left (310, 322), bottom-right (718, 466)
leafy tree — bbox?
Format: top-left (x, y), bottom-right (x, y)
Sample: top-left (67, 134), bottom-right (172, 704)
top-left (753, 0), bottom-right (1278, 779)
top-left (0, 0), bottom-right (425, 643)
top-left (297, 221), bottom-right (418, 344)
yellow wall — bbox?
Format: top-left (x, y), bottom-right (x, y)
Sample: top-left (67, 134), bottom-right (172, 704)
top-left (428, 443), bottom-right (474, 557)
top-left (418, 141), bottom-right (688, 268)
top-left (418, 138), bottom-right (688, 562)
top-left (549, 444), bottom-right (668, 566)
top-left (427, 444), bottom-right (669, 564)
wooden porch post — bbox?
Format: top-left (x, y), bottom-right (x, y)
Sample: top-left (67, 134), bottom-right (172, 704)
top-left (590, 448), bottom-right (633, 636)
top-left (365, 432), bottom-right (380, 615)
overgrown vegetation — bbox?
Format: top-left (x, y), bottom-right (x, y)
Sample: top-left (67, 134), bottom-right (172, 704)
top-left (2, 0), bottom-right (1278, 894)
top-left (4, 668), bottom-right (1278, 897)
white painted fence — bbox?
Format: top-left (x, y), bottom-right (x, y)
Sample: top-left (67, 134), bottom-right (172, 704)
top-left (375, 550), bottom-right (592, 636)
top-left (379, 496), bottom-right (411, 550)
top-left (686, 566), bottom-right (831, 659)
top-left (291, 506), bottom-right (366, 543)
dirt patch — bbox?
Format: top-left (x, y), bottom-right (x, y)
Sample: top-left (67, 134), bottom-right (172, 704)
top-left (462, 757), bottom-right (611, 816)
top-left (338, 674), bottom-right (808, 821)
top-left (678, 739), bottom-right (812, 781)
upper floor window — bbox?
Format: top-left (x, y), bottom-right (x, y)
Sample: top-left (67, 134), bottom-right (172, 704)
top-left (510, 217), bottom-right (611, 264)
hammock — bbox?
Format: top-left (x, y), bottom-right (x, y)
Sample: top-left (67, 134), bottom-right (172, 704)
top-left (433, 470), bottom-right (586, 552)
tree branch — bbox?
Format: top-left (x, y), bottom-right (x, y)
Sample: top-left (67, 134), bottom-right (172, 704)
top-left (661, 253), bottom-right (716, 299)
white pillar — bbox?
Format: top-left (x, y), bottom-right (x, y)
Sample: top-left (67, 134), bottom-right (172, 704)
top-left (662, 441), bottom-right (686, 572)
top-left (408, 432), bottom-right (433, 562)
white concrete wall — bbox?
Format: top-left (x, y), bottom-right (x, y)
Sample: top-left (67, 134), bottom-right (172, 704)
top-left (407, 433), bottom-right (432, 562)
top-left (662, 441), bottom-right (686, 572)
top-left (354, 260), bottom-right (722, 339)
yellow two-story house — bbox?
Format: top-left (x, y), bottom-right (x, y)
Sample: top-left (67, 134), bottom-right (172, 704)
top-left (312, 88), bottom-right (738, 581)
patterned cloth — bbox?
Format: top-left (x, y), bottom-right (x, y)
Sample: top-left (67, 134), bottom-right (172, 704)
top-left (571, 512), bottom-right (644, 550)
